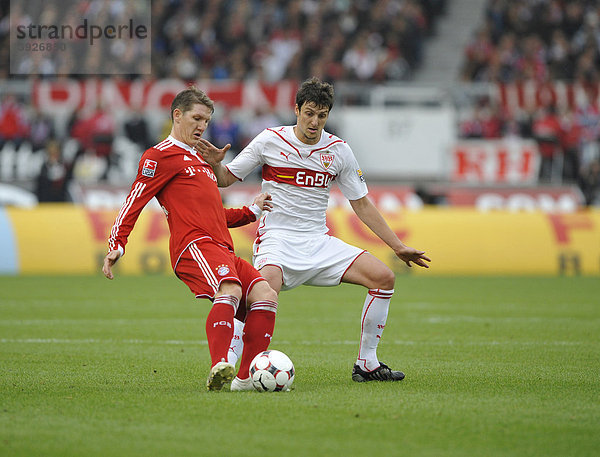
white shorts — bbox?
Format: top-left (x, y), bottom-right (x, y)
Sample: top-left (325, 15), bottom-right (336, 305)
top-left (253, 233), bottom-right (365, 291)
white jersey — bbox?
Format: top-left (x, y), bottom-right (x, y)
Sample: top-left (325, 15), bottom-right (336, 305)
top-left (226, 125), bottom-right (368, 236)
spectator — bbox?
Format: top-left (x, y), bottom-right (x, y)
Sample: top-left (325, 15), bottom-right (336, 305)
top-left (459, 98), bottom-right (504, 139)
top-left (578, 159), bottom-right (600, 206)
top-left (69, 104), bottom-right (116, 181)
top-left (124, 109), bottom-right (152, 151)
top-left (342, 32), bottom-right (381, 81)
top-left (0, 94), bottom-right (29, 149)
top-left (243, 106), bottom-right (281, 145)
top-left (35, 139), bottom-right (82, 202)
top-left (532, 105), bottom-right (562, 182)
top-left (86, 104), bottom-right (116, 181)
top-left (575, 88), bottom-right (600, 168)
top-left (28, 107), bottom-right (55, 152)
top-left (559, 108), bottom-right (582, 182)
top-left (208, 106), bottom-right (243, 155)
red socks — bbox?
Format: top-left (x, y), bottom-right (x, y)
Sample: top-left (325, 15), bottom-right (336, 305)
top-left (205, 295), bottom-right (239, 367)
top-left (236, 300), bottom-right (277, 379)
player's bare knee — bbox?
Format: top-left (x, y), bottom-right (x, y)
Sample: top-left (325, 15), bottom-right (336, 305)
top-left (260, 282), bottom-right (279, 303)
top-left (216, 281), bottom-right (243, 300)
top-left (248, 279), bottom-right (278, 304)
top-left (376, 267), bottom-right (395, 290)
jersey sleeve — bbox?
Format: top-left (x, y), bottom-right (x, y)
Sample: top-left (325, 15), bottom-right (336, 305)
top-left (335, 143), bottom-right (369, 201)
top-left (107, 148), bottom-right (176, 255)
top-left (225, 130), bottom-right (267, 180)
top-left (224, 206), bottom-right (257, 228)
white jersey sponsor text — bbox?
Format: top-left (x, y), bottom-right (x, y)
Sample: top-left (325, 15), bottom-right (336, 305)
top-left (227, 126), bottom-right (368, 236)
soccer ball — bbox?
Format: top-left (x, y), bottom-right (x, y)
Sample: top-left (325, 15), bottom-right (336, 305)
top-left (250, 350), bottom-right (295, 392)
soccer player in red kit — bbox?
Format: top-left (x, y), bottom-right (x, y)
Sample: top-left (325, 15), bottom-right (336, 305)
top-left (102, 87), bottom-right (279, 391)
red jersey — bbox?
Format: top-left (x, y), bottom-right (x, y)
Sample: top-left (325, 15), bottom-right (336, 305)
top-left (108, 135), bottom-right (255, 269)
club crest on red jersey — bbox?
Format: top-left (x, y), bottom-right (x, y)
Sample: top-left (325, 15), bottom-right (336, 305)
top-left (216, 264), bottom-right (230, 276)
top-left (320, 153), bottom-right (334, 170)
top-left (142, 159), bottom-right (157, 177)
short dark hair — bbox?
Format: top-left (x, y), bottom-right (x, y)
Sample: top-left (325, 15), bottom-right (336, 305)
top-left (170, 86), bottom-right (214, 120)
top-left (295, 77), bottom-right (334, 112)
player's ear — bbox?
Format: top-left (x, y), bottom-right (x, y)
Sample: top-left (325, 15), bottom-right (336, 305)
top-left (173, 108), bottom-right (182, 123)
top-left (294, 104), bottom-right (300, 117)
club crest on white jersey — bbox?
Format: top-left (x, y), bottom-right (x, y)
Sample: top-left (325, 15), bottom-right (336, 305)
top-left (320, 153), bottom-right (334, 170)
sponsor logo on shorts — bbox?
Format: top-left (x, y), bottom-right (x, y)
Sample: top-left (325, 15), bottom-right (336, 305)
top-left (216, 264), bottom-right (230, 276)
top-left (255, 257), bottom-right (268, 269)
top-left (320, 153), bottom-right (334, 170)
top-left (142, 159), bottom-right (157, 177)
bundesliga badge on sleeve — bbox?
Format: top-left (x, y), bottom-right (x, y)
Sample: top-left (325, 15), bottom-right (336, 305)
top-left (142, 159), bottom-right (157, 177)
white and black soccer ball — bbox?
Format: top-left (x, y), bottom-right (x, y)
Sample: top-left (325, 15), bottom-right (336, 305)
top-left (249, 350), bottom-right (295, 392)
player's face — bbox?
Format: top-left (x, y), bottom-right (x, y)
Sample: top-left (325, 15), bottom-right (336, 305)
top-left (294, 102), bottom-right (329, 145)
top-left (172, 103), bottom-right (212, 147)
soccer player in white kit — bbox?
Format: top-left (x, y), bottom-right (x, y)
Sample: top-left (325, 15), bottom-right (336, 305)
top-left (198, 77), bottom-right (431, 389)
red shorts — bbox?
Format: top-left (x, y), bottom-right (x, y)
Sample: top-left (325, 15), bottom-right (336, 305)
top-left (175, 238), bottom-right (266, 311)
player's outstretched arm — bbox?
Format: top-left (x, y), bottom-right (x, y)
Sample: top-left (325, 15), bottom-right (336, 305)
top-left (195, 138), bottom-right (238, 187)
top-left (349, 196), bottom-right (431, 269)
top-left (102, 249), bottom-right (122, 280)
top-left (225, 193), bottom-right (273, 228)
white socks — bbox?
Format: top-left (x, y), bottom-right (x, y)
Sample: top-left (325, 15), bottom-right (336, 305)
top-left (227, 318), bottom-right (245, 366)
top-left (229, 288), bottom-right (394, 373)
top-left (356, 289), bottom-right (394, 372)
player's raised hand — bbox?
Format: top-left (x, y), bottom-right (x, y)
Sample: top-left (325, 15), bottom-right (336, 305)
top-left (102, 249), bottom-right (122, 279)
top-left (196, 138), bottom-right (231, 166)
top-left (394, 245), bottom-right (431, 268)
top-left (253, 192), bottom-right (273, 212)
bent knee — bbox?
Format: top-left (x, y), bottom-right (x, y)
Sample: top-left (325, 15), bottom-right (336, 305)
top-left (217, 280), bottom-right (243, 299)
top-left (376, 268), bottom-right (395, 291)
top-left (262, 284), bottom-right (279, 303)
top-left (252, 279), bottom-right (279, 303)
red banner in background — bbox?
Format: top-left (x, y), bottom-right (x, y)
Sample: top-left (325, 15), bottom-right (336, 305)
top-left (32, 79), bottom-right (299, 112)
top-left (31, 80), bottom-right (600, 113)
top-left (451, 140), bottom-right (539, 185)
top-left (496, 81), bottom-right (600, 112)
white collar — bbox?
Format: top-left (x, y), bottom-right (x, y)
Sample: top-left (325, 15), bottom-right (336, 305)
top-left (167, 135), bottom-right (205, 163)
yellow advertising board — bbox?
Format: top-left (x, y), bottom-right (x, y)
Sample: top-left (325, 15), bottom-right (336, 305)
top-left (5, 205), bottom-right (600, 276)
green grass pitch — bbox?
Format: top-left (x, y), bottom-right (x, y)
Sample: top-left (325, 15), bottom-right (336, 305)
top-left (1, 275), bottom-right (599, 456)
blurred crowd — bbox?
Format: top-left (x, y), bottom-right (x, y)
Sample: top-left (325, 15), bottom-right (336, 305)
top-left (461, 0), bottom-right (600, 84)
top-left (0, 0), bottom-right (150, 77)
top-left (0, 0), bottom-right (446, 81)
top-left (0, 90), bottom-right (289, 201)
top-left (151, 0), bottom-right (446, 82)
top-left (1, 0), bottom-right (599, 206)
top-left (458, 92), bottom-right (600, 205)
top-left (458, 0), bottom-right (600, 205)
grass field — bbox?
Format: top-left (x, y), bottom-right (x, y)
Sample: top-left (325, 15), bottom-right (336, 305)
top-left (1, 275), bottom-right (599, 457)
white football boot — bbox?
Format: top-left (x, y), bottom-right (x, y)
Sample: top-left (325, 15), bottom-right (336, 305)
top-left (230, 376), bottom-right (254, 391)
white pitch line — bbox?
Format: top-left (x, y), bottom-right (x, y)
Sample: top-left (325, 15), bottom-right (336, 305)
top-left (0, 338), bottom-right (592, 346)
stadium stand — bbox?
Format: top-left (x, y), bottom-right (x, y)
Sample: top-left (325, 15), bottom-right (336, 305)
top-left (0, 0), bottom-right (598, 207)
top-left (456, 0), bottom-right (600, 203)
